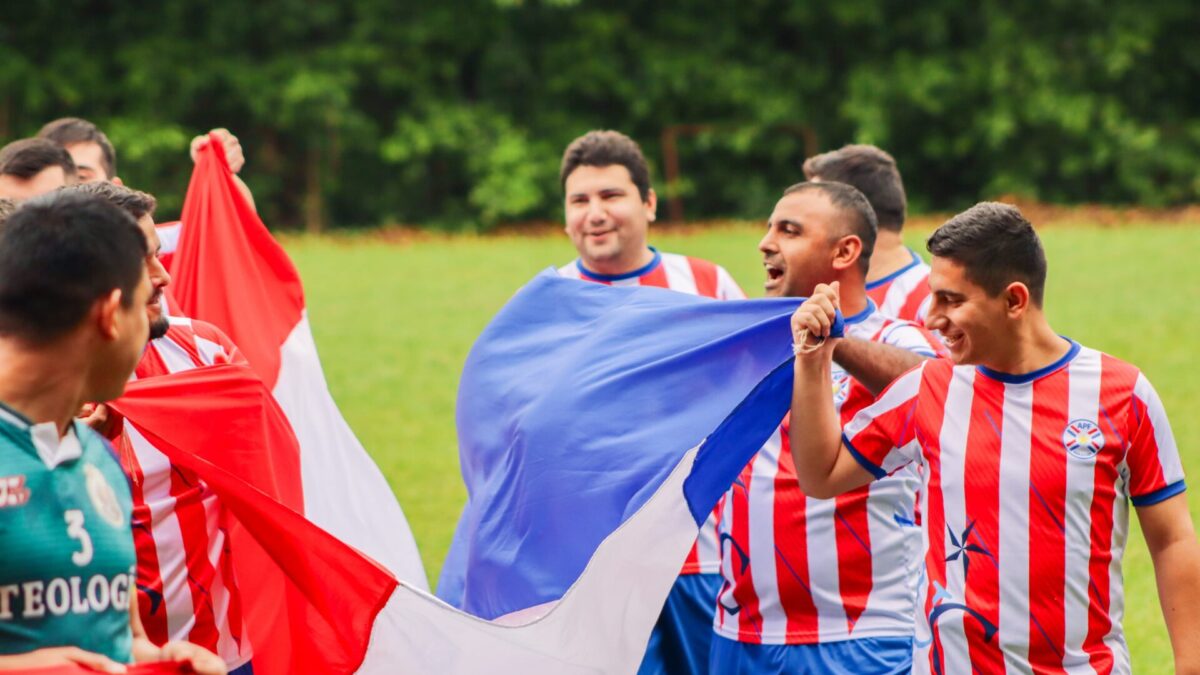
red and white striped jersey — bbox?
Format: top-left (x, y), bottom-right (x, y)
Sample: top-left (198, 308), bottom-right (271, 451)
top-left (558, 248), bottom-right (745, 301)
top-left (866, 248), bottom-right (932, 324)
top-left (714, 302), bottom-right (944, 644)
top-left (115, 317), bottom-right (252, 669)
top-left (843, 342), bottom-right (1184, 673)
top-left (560, 247), bottom-right (745, 574)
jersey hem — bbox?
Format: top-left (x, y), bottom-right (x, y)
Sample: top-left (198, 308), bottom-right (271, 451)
top-left (712, 623), bottom-right (916, 645)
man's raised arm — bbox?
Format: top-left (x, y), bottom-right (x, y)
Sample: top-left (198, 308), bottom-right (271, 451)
top-left (788, 282), bottom-right (876, 499)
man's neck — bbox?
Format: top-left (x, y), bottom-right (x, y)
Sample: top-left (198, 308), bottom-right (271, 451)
top-left (866, 230), bottom-right (914, 284)
top-left (0, 339), bottom-right (88, 436)
top-left (835, 277), bottom-right (870, 318)
top-left (581, 246), bottom-right (656, 277)
top-left (985, 312), bottom-right (1072, 376)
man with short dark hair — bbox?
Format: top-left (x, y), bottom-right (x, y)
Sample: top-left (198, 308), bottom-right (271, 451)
top-left (61, 181), bottom-right (256, 673)
top-left (0, 192), bottom-right (224, 674)
top-left (38, 118), bottom-right (117, 184)
top-left (0, 138), bottom-right (77, 200)
top-left (711, 181), bottom-right (943, 674)
top-left (555, 129), bottom-right (742, 675)
top-left (788, 202), bottom-right (1200, 672)
top-left (804, 145), bottom-right (931, 323)
top-left (39, 117), bottom-right (257, 214)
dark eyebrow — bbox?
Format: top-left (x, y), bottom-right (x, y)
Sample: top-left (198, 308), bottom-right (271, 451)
top-left (776, 218), bottom-right (802, 230)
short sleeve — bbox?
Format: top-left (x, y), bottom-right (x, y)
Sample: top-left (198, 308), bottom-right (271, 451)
top-left (878, 320), bottom-right (948, 359)
top-left (1126, 372), bottom-right (1185, 506)
top-left (842, 363), bottom-right (925, 480)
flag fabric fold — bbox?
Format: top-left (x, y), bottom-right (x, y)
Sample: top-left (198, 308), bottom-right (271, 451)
top-left (168, 135), bottom-right (426, 589)
top-left (110, 365), bottom-right (398, 675)
top-left (438, 271), bottom-right (802, 623)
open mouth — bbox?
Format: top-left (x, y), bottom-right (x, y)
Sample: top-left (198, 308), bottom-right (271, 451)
top-left (763, 263), bottom-right (784, 283)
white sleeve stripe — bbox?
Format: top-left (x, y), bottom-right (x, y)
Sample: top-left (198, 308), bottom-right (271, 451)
top-left (1133, 372), bottom-right (1185, 484)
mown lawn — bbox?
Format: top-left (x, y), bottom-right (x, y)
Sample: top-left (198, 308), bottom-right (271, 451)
top-left (286, 222), bottom-right (1200, 672)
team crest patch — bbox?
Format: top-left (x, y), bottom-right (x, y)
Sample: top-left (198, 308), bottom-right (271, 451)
top-left (0, 474), bottom-right (30, 508)
top-left (1062, 419), bottom-right (1103, 459)
top-left (84, 463), bottom-right (125, 527)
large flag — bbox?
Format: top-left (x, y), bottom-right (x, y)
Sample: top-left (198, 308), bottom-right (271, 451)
top-left (110, 365), bottom-right (398, 674)
top-left (166, 135), bottom-right (426, 588)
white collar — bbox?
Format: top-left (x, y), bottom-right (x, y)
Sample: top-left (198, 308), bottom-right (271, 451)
top-left (0, 405), bottom-right (83, 470)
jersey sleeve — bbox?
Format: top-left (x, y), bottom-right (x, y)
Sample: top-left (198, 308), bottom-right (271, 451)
top-left (715, 265), bottom-right (747, 300)
top-left (878, 320), bottom-right (948, 359)
top-left (841, 363), bottom-right (925, 480)
top-left (1125, 372), bottom-right (1186, 506)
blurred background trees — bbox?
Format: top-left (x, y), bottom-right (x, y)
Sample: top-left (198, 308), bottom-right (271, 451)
top-left (2, 0), bottom-right (1196, 230)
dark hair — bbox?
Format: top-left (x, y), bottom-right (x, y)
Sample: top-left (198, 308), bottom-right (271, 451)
top-left (560, 130), bottom-right (652, 202)
top-left (782, 181), bottom-right (878, 275)
top-left (0, 139), bottom-right (77, 180)
top-left (926, 202), bottom-right (1047, 306)
top-left (802, 144), bottom-right (906, 233)
top-left (60, 181), bottom-right (157, 221)
top-left (38, 117), bottom-right (117, 179)
top-left (0, 192), bottom-right (147, 342)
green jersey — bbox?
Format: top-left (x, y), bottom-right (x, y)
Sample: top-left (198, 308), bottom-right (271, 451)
top-left (0, 402), bottom-right (135, 662)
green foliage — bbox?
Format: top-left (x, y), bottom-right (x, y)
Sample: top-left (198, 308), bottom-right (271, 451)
top-left (1, 0), bottom-right (1197, 229)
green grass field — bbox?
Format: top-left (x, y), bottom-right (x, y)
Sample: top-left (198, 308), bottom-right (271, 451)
top-left (285, 223), bottom-right (1199, 672)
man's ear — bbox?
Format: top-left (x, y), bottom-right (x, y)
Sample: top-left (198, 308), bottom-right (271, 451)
top-left (94, 289), bottom-right (123, 340)
top-left (644, 188), bottom-right (657, 223)
top-left (1004, 282), bottom-right (1032, 318)
top-left (831, 235), bottom-right (864, 272)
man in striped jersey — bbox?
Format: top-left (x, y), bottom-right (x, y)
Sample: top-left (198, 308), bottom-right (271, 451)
top-left (711, 181), bottom-right (944, 673)
top-left (557, 130), bottom-right (742, 674)
top-left (65, 182), bottom-right (255, 674)
top-left (789, 202), bottom-right (1200, 673)
top-left (804, 145), bottom-right (932, 324)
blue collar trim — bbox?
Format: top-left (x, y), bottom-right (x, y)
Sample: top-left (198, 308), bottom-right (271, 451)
top-left (844, 298), bottom-right (877, 325)
top-left (976, 338), bottom-right (1080, 384)
top-left (576, 247), bottom-right (662, 282)
top-left (865, 248), bottom-right (922, 290)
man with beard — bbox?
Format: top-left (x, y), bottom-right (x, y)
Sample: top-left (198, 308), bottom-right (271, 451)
top-left (63, 181), bottom-right (255, 674)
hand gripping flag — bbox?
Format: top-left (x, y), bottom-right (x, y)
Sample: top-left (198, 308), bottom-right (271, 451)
top-left (21, 664), bottom-right (194, 675)
top-left (110, 365), bottom-right (398, 674)
top-left (167, 134), bottom-right (426, 589)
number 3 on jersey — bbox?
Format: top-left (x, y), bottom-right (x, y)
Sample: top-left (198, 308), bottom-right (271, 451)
top-left (65, 509), bottom-right (93, 567)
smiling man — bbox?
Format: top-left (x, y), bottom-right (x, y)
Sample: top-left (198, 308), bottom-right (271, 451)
top-left (556, 130), bottom-right (742, 675)
top-left (787, 202), bottom-right (1200, 673)
top-left (711, 182), bottom-right (943, 674)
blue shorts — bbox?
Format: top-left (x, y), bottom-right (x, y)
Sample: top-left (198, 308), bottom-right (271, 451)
top-left (637, 573), bottom-right (722, 675)
top-left (709, 633), bottom-right (913, 674)
top-left (229, 661), bottom-right (254, 675)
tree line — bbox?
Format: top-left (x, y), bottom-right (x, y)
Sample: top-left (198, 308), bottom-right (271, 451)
top-left (3, 0), bottom-right (1195, 231)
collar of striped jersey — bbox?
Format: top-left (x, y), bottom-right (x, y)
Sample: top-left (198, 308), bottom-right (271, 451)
top-left (975, 337), bottom-right (1081, 384)
top-left (864, 247), bottom-right (923, 290)
top-left (575, 247), bottom-right (662, 282)
top-left (0, 400), bottom-right (83, 469)
top-left (843, 298), bottom-right (877, 325)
